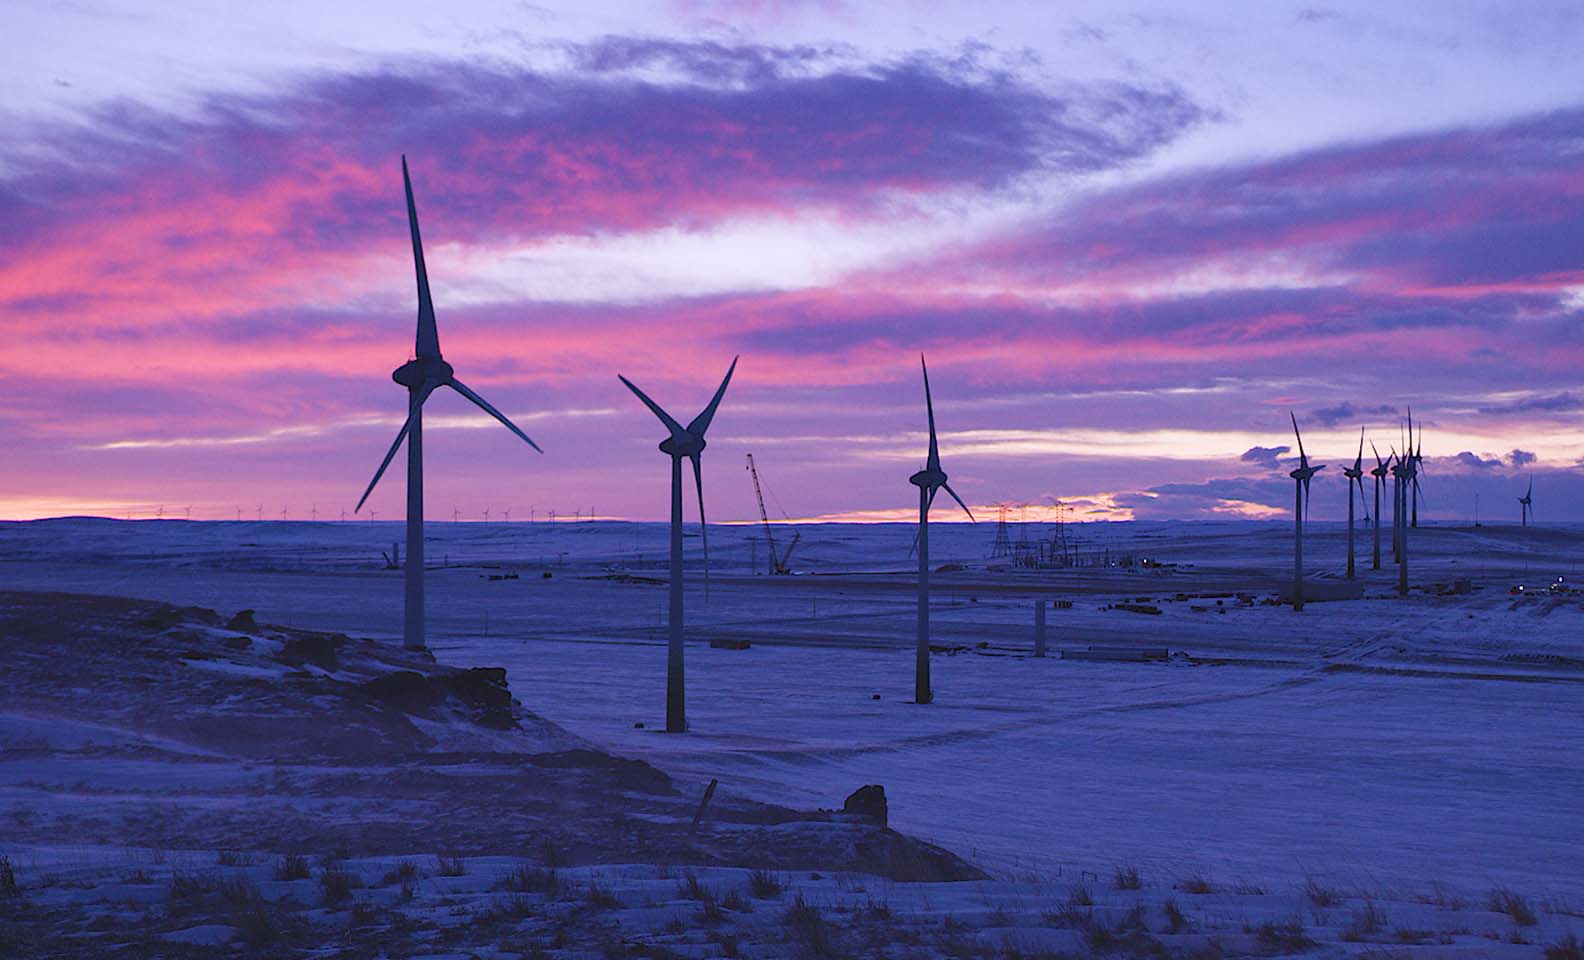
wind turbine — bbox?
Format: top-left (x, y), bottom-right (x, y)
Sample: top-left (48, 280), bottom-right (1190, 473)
top-left (354, 156), bottom-right (543, 651)
top-left (1409, 411), bottom-right (1425, 528)
top-left (910, 355), bottom-right (975, 702)
top-left (1369, 441), bottom-right (1388, 570)
top-left (1341, 427), bottom-right (1368, 580)
top-left (1518, 475), bottom-right (1534, 527)
top-left (619, 357), bottom-right (738, 733)
top-left (1288, 412), bottom-right (1324, 612)
top-left (1397, 445), bottom-right (1417, 597)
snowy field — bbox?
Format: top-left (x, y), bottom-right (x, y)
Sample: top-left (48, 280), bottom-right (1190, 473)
top-left (3, 515), bottom-right (1580, 915)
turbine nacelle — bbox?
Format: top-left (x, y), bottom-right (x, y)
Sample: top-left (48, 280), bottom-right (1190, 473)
top-left (393, 357), bottom-right (454, 389)
top-left (910, 466), bottom-right (948, 490)
top-left (659, 433), bottom-right (706, 458)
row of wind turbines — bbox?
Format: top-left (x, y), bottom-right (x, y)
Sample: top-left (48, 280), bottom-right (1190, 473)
top-left (353, 158), bottom-right (1535, 730)
top-left (353, 159), bottom-right (970, 730)
top-left (1286, 411), bottom-right (1537, 612)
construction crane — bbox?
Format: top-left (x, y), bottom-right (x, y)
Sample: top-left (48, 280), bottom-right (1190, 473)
top-left (746, 453), bottom-right (799, 575)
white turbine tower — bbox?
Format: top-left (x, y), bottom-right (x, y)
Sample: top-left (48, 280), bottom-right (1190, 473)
top-left (909, 355), bottom-right (974, 704)
top-left (619, 357), bottom-right (738, 733)
top-left (1288, 412), bottom-right (1324, 612)
top-left (355, 156), bottom-right (543, 651)
top-left (1518, 475), bottom-right (1534, 526)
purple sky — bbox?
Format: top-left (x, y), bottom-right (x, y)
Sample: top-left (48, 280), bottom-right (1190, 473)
top-left (3, 1), bottom-right (1582, 523)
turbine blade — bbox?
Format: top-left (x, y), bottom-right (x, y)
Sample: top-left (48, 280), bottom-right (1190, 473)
top-left (447, 377), bottom-right (542, 452)
top-left (356, 384), bottom-right (432, 511)
top-left (690, 453), bottom-right (709, 597)
top-left (402, 156), bottom-right (441, 360)
top-left (618, 375), bottom-right (686, 438)
top-left (923, 355), bottom-right (940, 469)
top-left (1354, 427), bottom-right (1364, 471)
top-left (943, 482), bottom-right (975, 522)
top-left (1290, 411), bottom-right (1307, 466)
top-left (1371, 439), bottom-right (1383, 468)
top-left (686, 356), bottom-right (738, 436)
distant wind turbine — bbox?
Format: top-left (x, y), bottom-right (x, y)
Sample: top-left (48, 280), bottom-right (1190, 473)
top-left (618, 356), bottom-right (738, 733)
top-left (1369, 441), bottom-right (1388, 570)
top-left (1409, 411), bottom-right (1425, 528)
top-left (1387, 447), bottom-right (1408, 595)
top-left (1397, 446), bottom-right (1417, 597)
top-left (910, 356), bottom-right (975, 702)
top-left (354, 156), bottom-right (543, 651)
top-left (1341, 427), bottom-right (1367, 580)
top-left (1288, 412), bottom-right (1324, 612)
top-left (1518, 475), bottom-right (1534, 527)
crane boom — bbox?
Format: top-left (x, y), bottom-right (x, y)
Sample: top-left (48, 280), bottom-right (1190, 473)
top-left (746, 453), bottom-right (778, 575)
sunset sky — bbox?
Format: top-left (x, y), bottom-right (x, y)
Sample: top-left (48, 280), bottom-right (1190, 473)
top-left (4, 1), bottom-right (1583, 523)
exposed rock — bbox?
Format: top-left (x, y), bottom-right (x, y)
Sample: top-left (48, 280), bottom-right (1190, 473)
top-left (279, 631), bottom-right (345, 669)
top-left (224, 609), bottom-right (258, 631)
top-left (446, 667), bottom-right (515, 729)
top-left (844, 784), bottom-right (888, 827)
top-left (362, 666), bottom-right (516, 729)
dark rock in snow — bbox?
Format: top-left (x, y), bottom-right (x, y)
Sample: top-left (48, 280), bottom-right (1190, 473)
top-left (225, 608), bottom-right (258, 631)
top-left (844, 784), bottom-right (888, 827)
top-left (279, 630), bottom-right (344, 668)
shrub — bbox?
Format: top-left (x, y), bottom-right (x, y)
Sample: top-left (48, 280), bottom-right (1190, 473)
top-left (585, 877), bottom-right (623, 910)
top-left (1163, 898), bottom-right (1190, 933)
top-left (695, 890), bottom-right (725, 926)
top-left (499, 865), bottom-right (560, 896)
top-left (436, 856), bottom-right (467, 877)
top-left (235, 903), bottom-right (281, 947)
top-left (1546, 934), bottom-right (1584, 960)
top-left (1069, 883), bottom-right (1094, 906)
top-left (539, 838), bottom-right (566, 869)
top-left (1490, 887), bottom-right (1537, 926)
top-left (749, 868), bottom-right (783, 899)
top-left (1041, 904), bottom-right (1093, 929)
top-left (319, 865), bottom-right (360, 906)
top-left (275, 854), bottom-right (310, 881)
top-left (380, 860), bottom-right (420, 887)
top-left (1114, 865), bottom-right (1142, 890)
top-left (1177, 873), bottom-right (1214, 895)
top-left (678, 871), bottom-right (710, 901)
top-left (785, 894), bottom-right (837, 957)
top-left (1255, 919), bottom-right (1315, 954)
top-left (1302, 875), bottom-right (1341, 908)
top-left (1341, 902), bottom-right (1387, 941)
top-left (217, 850), bottom-right (252, 867)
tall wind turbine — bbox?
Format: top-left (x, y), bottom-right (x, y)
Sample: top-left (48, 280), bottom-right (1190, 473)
top-left (1397, 445), bottom-right (1417, 596)
top-left (1409, 411), bottom-right (1425, 528)
top-left (355, 156), bottom-right (543, 651)
top-left (1288, 412), bottom-right (1324, 612)
top-left (1341, 427), bottom-right (1367, 580)
top-left (619, 357), bottom-right (738, 733)
top-left (1518, 475), bottom-right (1534, 526)
top-left (1369, 441), bottom-right (1388, 570)
top-left (910, 355), bottom-right (974, 702)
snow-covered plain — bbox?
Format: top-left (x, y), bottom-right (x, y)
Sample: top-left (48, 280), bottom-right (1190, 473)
top-left (2, 516), bottom-right (1582, 955)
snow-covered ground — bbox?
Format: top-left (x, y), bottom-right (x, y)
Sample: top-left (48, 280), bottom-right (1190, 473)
top-left (2, 517), bottom-right (1582, 955)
